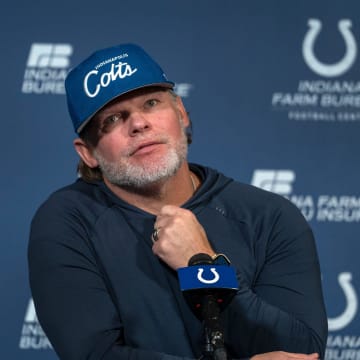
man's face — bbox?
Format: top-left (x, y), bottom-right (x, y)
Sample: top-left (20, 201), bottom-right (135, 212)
top-left (85, 88), bottom-right (190, 189)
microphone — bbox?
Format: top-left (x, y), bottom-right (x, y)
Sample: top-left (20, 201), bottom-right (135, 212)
top-left (178, 253), bottom-right (238, 360)
top-left (178, 253), bottom-right (238, 318)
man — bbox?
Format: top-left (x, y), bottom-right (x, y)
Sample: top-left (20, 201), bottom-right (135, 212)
top-left (28, 43), bottom-right (328, 360)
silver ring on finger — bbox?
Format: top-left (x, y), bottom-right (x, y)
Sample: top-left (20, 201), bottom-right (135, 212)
top-left (151, 228), bottom-right (160, 243)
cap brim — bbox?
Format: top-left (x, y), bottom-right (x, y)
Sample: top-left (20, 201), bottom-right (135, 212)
top-left (76, 82), bottom-right (174, 134)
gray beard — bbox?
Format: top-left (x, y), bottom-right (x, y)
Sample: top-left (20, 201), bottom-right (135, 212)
top-left (93, 128), bottom-right (188, 190)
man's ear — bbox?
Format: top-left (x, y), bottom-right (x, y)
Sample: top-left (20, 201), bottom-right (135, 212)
top-left (175, 96), bottom-right (190, 127)
top-left (73, 138), bottom-right (99, 168)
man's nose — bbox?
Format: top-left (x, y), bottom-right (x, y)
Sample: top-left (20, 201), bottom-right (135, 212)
top-left (128, 112), bottom-right (151, 135)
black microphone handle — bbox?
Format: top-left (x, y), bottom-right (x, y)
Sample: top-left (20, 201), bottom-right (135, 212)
top-left (188, 253), bottom-right (229, 360)
top-left (202, 294), bottom-right (228, 360)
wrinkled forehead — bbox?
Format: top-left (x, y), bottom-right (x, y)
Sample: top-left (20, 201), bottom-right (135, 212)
top-left (96, 86), bottom-right (171, 114)
top-left (82, 86), bottom-right (172, 133)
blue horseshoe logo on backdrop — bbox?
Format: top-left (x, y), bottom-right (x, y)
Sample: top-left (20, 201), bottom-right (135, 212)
top-left (197, 267), bottom-right (220, 284)
top-left (328, 272), bottom-right (358, 331)
top-left (302, 19), bottom-right (357, 77)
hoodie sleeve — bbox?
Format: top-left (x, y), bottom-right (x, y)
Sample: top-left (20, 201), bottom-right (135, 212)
top-left (222, 198), bottom-right (328, 359)
top-left (28, 198), bottom-right (194, 360)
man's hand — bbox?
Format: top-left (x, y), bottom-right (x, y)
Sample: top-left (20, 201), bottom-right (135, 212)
top-left (251, 352), bottom-right (319, 360)
top-left (152, 205), bottom-right (215, 269)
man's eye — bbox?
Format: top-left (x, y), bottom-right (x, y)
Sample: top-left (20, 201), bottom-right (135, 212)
top-left (100, 114), bottom-right (122, 133)
top-left (108, 114), bottom-right (122, 123)
top-left (145, 99), bottom-right (158, 107)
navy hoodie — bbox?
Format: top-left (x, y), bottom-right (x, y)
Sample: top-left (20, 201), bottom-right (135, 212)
top-left (28, 164), bottom-right (328, 360)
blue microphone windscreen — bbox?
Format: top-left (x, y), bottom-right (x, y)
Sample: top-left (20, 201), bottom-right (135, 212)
top-left (178, 265), bottom-right (238, 291)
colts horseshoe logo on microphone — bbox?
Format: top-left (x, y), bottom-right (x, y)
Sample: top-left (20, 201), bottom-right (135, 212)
top-left (197, 267), bottom-right (220, 284)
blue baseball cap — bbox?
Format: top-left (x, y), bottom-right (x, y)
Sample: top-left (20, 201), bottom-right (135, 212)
top-left (65, 43), bottom-right (175, 133)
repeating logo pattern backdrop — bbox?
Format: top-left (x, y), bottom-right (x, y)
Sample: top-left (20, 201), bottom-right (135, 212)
top-left (1, 1), bottom-right (359, 359)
